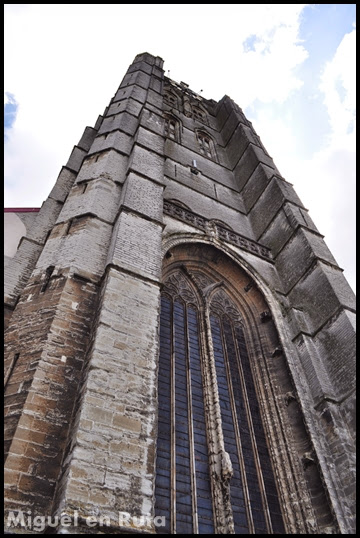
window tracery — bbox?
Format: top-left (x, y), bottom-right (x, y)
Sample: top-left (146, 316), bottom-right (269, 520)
top-left (164, 90), bottom-right (180, 110)
top-left (155, 267), bottom-right (285, 534)
top-left (193, 106), bottom-right (208, 124)
top-left (196, 131), bottom-right (216, 160)
top-left (164, 114), bottom-right (180, 142)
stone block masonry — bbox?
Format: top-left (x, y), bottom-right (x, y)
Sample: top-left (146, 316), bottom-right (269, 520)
top-left (4, 52), bottom-right (355, 534)
top-left (58, 268), bottom-right (161, 531)
top-left (4, 272), bottom-right (99, 517)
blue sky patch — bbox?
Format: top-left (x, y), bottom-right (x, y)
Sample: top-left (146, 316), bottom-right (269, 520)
top-left (298, 4), bottom-right (356, 66)
top-left (4, 92), bottom-right (18, 139)
top-left (243, 35), bottom-right (258, 52)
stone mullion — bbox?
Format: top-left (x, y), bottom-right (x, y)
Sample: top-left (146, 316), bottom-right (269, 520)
top-left (197, 299), bottom-right (235, 534)
top-left (184, 304), bottom-right (199, 534)
top-left (227, 321), bottom-right (273, 533)
top-left (170, 298), bottom-right (176, 534)
top-left (220, 320), bottom-right (256, 533)
top-left (240, 316), bottom-right (316, 534)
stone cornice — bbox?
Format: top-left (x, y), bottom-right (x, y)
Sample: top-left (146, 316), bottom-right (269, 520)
top-left (163, 200), bottom-right (273, 262)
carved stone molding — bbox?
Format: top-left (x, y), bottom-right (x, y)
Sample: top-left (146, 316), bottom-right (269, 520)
top-left (210, 288), bottom-right (243, 325)
top-left (162, 270), bottom-right (197, 305)
top-left (159, 244), bottom-right (335, 534)
top-left (163, 200), bottom-right (273, 261)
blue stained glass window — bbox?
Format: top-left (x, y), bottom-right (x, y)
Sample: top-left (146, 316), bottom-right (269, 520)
top-left (155, 273), bottom-right (285, 534)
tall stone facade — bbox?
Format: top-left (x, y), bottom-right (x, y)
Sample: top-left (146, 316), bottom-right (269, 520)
top-left (4, 53), bottom-right (356, 534)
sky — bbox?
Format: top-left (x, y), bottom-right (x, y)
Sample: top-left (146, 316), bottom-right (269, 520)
top-left (4, 4), bottom-right (356, 293)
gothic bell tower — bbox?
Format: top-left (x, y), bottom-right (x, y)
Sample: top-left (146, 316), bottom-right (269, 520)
top-left (4, 52), bottom-right (356, 534)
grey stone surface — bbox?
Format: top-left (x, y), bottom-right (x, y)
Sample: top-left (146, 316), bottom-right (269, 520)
top-left (287, 261), bottom-right (356, 333)
top-left (120, 70), bottom-right (151, 91)
top-left (89, 130), bottom-right (132, 157)
top-left (98, 111), bottom-right (138, 137)
top-left (61, 267), bottom-right (160, 527)
top-left (233, 143), bottom-right (279, 192)
top-left (209, 178), bottom-right (246, 212)
top-left (66, 146), bottom-right (88, 173)
top-left (149, 75), bottom-right (163, 94)
top-left (113, 83), bottom-right (147, 104)
top-left (122, 172), bottom-right (163, 222)
top-left (127, 144), bottom-right (165, 185)
top-left (250, 177), bottom-right (305, 240)
top-left (313, 309), bottom-right (356, 399)
top-left (146, 88), bottom-right (164, 109)
top-left (259, 206), bottom-right (295, 258)
top-left (165, 138), bottom-right (237, 190)
top-left (4, 52), bottom-right (355, 535)
top-left (106, 97), bottom-right (143, 118)
top-left (163, 181), bottom-right (255, 238)
top-left (4, 239), bottom-right (43, 303)
top-left (135, 126), bottom-right (164, 156)
top-left (275, 228), bottom-right (338, 294)
top-left (27, 197), bottom-right (64, 243)
top-left (283, 203), bottom-right (320, 234)
top-left (34, 217), bottom-right (112, 279)
top-left (76, 149), bottom-right (128, 184)
top-left (77, 126), bottom-right (98, 152)
top-left (139, 108), bottom-right (166, 136)
top-left (108, 211), bottom-right (162, 281)
top-left (56, 178), bottom-right (122, 224)
top-left (127, 59), bottom-right (154, 76)
top-left (12, 211), bottom-right (39, 232)
top-left (164, 158), bottom-right (218, 200)
top-left (49, 167), bottom-right (77, 202)
top-left (224, 122), bottom-right (260, 169)
top-left (293, 333), bottom-right (335, 403)
top-left (241, 163), bottom-right (277, 211)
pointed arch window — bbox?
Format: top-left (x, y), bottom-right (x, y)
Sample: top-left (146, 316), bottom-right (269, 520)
top-left (154, 269), bottom-right (285, 534)
top-left (164, 114), bottom-right (180, 142)
top-left (196, 131), bottom-right (216, 160)
top-left (193, 106), bottom-right (207, 125)
top-left (164, 91), bottom-right (180, 110)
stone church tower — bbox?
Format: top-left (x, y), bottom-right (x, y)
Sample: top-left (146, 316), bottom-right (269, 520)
top-left (4, 53), bottom-right (356, 534)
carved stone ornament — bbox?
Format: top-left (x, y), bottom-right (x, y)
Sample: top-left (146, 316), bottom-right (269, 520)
top-left (191, 271), bottom-right (215, 291)
top-left (163, 271), bottom-right (197, 305)
top-left (183, 94), bottom-right (193, 117)
top-left (210, 288), bottom-right (243, 324)
top-left (163, 200), bottom-right (272, 261)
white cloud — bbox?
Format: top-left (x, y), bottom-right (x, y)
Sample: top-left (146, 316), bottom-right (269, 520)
top-left (252, 28), bottom-right (356, 292)
top-left (236, 13), bottom-right (308, 106)
top-left (4, 4), bottom-right (310, 202)
top-left (299, 30), bottom-right (356, 292)
top-left (319, 28), bottom-right (356, 143)
top-left (4, 4), bottom-right (356, 293)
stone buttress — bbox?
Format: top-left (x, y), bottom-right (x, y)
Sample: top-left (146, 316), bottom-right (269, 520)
top-left (4, 52), bottom-right (356, 534)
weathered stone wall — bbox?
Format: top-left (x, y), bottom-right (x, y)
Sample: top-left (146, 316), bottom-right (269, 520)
top-left (4, 51), bottom-right (166, 534)
top-left (55, 53), bottom-right (166, 532)
top-left (4, 52), bottom-right (355, 534)
top-left (4, 270), bottom-right (99, 517)
top-left (214, 95), bottom-right (355, 532)
top-left (4, 125), bottom-right (98, 325)
top-left (160, 76), bottom-right (355, 533)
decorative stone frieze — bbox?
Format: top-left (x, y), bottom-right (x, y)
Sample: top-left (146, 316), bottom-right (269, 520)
top-left (163, 200), bottom-right (273, 261)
